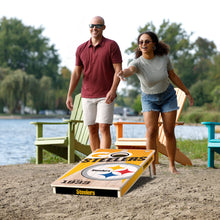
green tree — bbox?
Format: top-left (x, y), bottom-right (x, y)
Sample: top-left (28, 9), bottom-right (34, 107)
top-left (0, 17), bottom-right (60, 85)
top-left (0, 67), bottom-right (11, 81)
top-left (192, 37), bottom-right (217, 82)
top-left (190, 80), bottom-right (213, 106)
top-left (174, 52), bottom-right (195, 88)
top-left (115, 95), bottom-right (126, 107)
top-left (38, 76), bottom-right (55, 111)
top-left (211, 85), bottom-right (220, 110)
top-left (157, 20), bottom-right (193, 62)
top-left (54, 66), bottom-right (83, 110)
top-left (193, 37), bottom-right (217, 60)
top-left (0, 69), bottom-right (37, 113)
top-left (132, 94), bottom-right (142, 114)
top-left (208, 53), bottom-right (220, 83)
top-left (54, 67), bottom-right (72, 109)
top-left (26, 74), bottom-right (40, 111)
top-left (189, 52), bottom-right (220, 108)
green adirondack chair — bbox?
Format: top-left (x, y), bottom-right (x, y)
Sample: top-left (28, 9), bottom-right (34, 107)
top-left (31, 93), bottom-right (91, 164)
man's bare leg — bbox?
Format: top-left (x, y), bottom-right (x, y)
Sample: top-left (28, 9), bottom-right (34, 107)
top-left (88, 124), bottom-right (100, 152)
top-left (99, 123), bottom-right (111, 149)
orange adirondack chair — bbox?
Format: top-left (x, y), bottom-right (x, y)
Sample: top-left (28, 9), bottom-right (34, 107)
top-left (113, 88), bottom-right (192, 166)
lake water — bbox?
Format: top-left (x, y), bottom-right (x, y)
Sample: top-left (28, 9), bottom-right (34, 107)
top-left (0, 118), bottom-right (219, 166)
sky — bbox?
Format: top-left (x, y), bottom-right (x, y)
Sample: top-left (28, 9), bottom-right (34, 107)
top-left (1, 0), bottom-right (220, 72)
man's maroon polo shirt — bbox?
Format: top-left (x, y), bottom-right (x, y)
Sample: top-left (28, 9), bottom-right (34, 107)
top-left (75, 37), bottom-right (122, 98)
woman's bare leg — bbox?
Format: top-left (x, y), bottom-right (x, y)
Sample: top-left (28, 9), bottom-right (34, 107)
top-left (143, 111), bottom-right (160, 175)
top-left (161, 110), bottom-right (179, 174)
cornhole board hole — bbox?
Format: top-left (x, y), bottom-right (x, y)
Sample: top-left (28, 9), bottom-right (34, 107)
top-left (51, 149), bottom-right (155, 197)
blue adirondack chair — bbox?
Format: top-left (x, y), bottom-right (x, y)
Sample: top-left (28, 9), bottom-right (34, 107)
top-left (201, 122), bottom-right (220, 168)
top-left (31, 93), bottom-right (91, 164)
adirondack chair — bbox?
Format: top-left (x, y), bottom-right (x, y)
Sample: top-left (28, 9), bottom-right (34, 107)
top-left (31, 93), bottom-right (91, 164)
top-left (113, 88), bottom-right (192, 166)
top-left (201, 122), bottom-right (220, 168)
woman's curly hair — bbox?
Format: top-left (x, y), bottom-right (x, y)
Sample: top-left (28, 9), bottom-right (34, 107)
top-left (135, 31), bottom-right (170, 58)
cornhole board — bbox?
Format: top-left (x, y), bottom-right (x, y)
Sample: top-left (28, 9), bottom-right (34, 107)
top-left (51, 149), bottom-right (155, 197)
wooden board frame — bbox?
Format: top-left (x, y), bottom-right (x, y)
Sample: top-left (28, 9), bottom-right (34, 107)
top-left (51, 149), bottom-right (155, 197)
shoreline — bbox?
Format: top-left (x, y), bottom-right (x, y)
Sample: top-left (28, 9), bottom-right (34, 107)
top-left (0, 114), bottom-right (202, 125)
top-left (0, 114), bottom-right (67, 119)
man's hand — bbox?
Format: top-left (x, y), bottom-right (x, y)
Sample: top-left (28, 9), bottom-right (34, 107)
top-left (105, 91), bottom-right (117, 104)
top-left (66, 96), bottom-right (73, 111)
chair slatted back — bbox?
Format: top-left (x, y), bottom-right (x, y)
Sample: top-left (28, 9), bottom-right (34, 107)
top-left (70, 94), bottom-right (89, 145)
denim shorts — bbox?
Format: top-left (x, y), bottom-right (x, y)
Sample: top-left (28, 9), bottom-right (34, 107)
top-left (141, 84), bottom-right (179, 113)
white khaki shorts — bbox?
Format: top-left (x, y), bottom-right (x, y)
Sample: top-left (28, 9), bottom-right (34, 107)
top-left (82, 97), bottom-right (115, 126)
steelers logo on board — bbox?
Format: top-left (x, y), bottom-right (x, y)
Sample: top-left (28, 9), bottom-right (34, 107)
top-left (81, 163), bottom-right (139, 181)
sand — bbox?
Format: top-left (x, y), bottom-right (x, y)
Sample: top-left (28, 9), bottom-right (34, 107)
top-left (0, 158), bottom-right (219, 220)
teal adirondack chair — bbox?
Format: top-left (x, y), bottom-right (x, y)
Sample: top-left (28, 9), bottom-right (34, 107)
top-left (201, 122), bottom-right (220, 168)
top-left (31, 93), bottom-right (91, 164)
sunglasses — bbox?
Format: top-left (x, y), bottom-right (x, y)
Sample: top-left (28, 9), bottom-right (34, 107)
top-left (89, 24), bottom-right (104, 29)
top-left (138, 40), bottom-right (152, 45)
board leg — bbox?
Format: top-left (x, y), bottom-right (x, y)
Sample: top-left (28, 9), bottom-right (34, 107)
top-left (52, 187), bottom-right (56, 194)
top-left (149, 165), bottom-right (154, 178)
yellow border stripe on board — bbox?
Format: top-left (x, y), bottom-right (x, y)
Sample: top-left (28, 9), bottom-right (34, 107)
top-left (120, 157), bottom-right (153, 197)
top-left (120, 166), bottom-right (143, 197)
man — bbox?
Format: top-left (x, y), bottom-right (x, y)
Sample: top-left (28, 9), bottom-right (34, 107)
top-left (66, 16), bottom-right (122, 152)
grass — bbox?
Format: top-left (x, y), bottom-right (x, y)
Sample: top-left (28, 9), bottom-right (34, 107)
top-left (29, 139), bottom-right (220, 166)
top-left (176, 138), bottom-right (220, 168)
top-left (179, 106), bottom-right (220, 123)
top-left (177, 139), bottom-right (210, 160)
top-left (29, 152), bottom-right (67, 164)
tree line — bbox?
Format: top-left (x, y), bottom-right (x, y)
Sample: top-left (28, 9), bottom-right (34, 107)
top-left (0, 17), bottom-right (219, 114)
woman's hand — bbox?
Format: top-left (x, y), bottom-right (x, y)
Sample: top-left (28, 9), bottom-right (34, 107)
top-left (117, 70), bottom-right (126, 81)
top-left (117, 66), bottom-right (136, 81)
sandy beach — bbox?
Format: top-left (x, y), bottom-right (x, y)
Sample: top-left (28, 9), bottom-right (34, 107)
top-left (0, 158), bottom-right (219, 220)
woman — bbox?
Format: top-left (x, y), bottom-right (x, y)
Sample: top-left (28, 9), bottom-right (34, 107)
top-left (118, 31), bottom-right (194, 174)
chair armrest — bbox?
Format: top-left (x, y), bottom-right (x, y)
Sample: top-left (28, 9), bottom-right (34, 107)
top-left (176, 121), bottom-right (184, 125)
top-left (30, 121), bottom-right (68, 138)
top-left (30, 121), bottom-right (68, 125)
top-left (201, 122), bottom-right (220, 140)
top-left (201, 122), bottom-right (220, 126)
top-left (113, 121), bottom-right (184, 140)
top-left (64, 119), bottom-right (83, 123)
